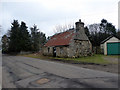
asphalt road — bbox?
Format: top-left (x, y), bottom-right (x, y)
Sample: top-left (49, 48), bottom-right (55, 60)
top-left (2, 55), bottom-right (118, 88)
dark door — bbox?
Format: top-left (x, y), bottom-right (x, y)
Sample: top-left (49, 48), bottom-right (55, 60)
top-left (53, 47), bottom-right (56, 57)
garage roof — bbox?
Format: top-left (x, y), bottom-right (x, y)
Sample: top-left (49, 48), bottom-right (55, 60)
top-left (101, 35), bottom-right (120, 44)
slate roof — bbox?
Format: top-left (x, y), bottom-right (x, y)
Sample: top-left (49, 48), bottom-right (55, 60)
top-left (74, 31), bottom-right (89, 41)
top-left (45, 30), bottom-right (75, 46)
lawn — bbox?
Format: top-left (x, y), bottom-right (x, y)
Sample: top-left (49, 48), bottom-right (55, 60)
top-left (21, 53), bottom-right (114, 65)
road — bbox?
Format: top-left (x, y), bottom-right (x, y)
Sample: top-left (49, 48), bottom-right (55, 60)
top-left (2, 55), bottom-right (118, 88)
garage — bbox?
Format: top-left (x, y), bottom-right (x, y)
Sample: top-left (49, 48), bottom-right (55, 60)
top-left (100, 36), bottom-right (120, 55)
top-left (107, 42), bottom-right (120, 55)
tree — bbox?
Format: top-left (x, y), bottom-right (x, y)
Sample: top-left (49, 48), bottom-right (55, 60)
top-left (19, 21), bottom-right (31, 51)
top-left (84, 26), bottom-right (90, 38)
top-left (116, 30), bottom-right (120, 38)
top-left (100, 19), bottom-right (116, 35)
top-left (2, 35), bottom-right (9, 53)
top-left (46, 36), bottom-right (50, 41)
top-left (9, 20), bottom-right (21, 52)
top-left (39, 32), bottom-right (46, 49)
top-left (87, 19), bottom-right (117, 47)
top-left (30, 24), bottom-right (46, 52)
top-left (53, 23), bottom-right (74, 34)
top-left (87, 24), bottom-right (101, 46)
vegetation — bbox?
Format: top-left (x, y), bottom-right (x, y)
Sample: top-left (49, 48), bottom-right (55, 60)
top-left (53, 23), bottom-right (74, 34)
top-left (2, 20), bottom-right (46, 53)
top-left (22, 53), bottom-right (118, 65)
top-left (30, 25), bottom-right (46, 52)
top-left (52, 19), bottom-right (118, 54)
top-left (85, 19), bottom-right (117, 47)
top-left (1, 18), bottom-right (118, 54)
top-left (84, 19), bottom-right (118, 54)
top-left (2, 35), bottom-right (9, 53)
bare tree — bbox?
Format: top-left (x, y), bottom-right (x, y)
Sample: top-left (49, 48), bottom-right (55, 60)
top-left (53, 23), bottom-right (74, 34)
top-left (88, 24), bottom-right (100, 34)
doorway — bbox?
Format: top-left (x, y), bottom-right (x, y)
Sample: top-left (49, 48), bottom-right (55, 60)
top-left (53, 47), bottom-right (56, 57)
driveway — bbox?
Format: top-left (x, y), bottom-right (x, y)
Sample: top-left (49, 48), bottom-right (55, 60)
top-left (103, 56), bottom-right (118, 63)
top-left (2, 55), bottom-right (118, 88)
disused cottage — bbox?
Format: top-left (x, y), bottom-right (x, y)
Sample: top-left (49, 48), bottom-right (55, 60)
top-left (43, 19), bottom-right (92, 57)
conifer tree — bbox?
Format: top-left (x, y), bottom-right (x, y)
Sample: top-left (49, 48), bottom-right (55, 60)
top-left (9, 20), bottom-right (21, 52)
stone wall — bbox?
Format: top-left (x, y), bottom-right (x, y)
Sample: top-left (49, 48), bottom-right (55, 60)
top-left (43, 46), bottom-right (69, 57)
top-left (43, 40), bottom-right (92, 58)
top-left (56, 46), bottom-right (68, 57)
top-left (42, 46), bottom-right (53, 56)
top-left (68, 39), bottom-right (92, 57)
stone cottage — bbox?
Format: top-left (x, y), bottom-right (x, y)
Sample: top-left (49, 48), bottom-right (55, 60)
top-left (43, 19), bottom-right (92, 57)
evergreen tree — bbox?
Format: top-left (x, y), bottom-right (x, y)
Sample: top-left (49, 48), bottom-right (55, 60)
top-left (9, 20), bottom-right (21, 52)
top-left (19, 21), bottom-right (31, 51)
top-left (100, 19), bottom-right (116, 35)
top-left (30, 25), bottom-right (40, 52)
top-left (39, 32), bottom-right (46, 49)
top-left (2, 35), bottom-right (9, 53)
top-left (30, 24), bottom-right (46, 52)
top-left (116, 30), bottom-right (120, 38)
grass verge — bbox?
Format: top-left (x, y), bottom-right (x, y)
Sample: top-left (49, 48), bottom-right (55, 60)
top-left (21, 54), bottom-right (113, 65)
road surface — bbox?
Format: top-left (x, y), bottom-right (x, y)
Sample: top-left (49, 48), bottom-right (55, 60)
top-left (2, 55), bottom-right (118, 88)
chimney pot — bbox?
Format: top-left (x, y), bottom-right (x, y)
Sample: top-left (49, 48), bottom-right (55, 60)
top-left (75, 19), bottom-right (84, 29)
top-left (79, 19), bottom-right (81, 22)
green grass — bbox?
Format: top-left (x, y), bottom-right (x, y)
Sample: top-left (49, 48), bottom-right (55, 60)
top-left (21, 54), bottom-right (112, 65)
top-left (51, 54), bottom-right (110, 64)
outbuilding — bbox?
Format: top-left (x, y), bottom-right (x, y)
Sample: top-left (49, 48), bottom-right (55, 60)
top-left (100, 36), bottom-right (120, 55)
top-left (43, 19), bottom-right (92, 57)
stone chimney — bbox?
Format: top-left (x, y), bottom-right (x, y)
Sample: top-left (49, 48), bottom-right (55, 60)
top-left (75, 19), bottom-right (84, 32)
top-left (74, 19), bottom-right (89, 40)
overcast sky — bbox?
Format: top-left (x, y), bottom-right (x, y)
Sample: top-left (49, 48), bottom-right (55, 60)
top-left (0, 0), bottom-right (119, 37)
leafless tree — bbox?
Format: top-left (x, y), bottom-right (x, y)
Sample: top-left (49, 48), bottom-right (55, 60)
top-left (53, 23), bottom-right (74, 34)
top-left (88, 24), bottom-right (100, 34)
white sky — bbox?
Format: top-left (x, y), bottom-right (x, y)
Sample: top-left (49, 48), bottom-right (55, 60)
top-left (0, 0), bottom-right (119, 37)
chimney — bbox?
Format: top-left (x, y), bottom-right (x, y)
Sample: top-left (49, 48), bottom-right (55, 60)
top-left (75, 19), bottom-right (84, 32)
top-left (74, 19), bottom-right (88, 40)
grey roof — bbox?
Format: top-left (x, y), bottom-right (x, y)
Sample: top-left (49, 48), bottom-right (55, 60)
top-left (74, 28), bottom-right (89, 41)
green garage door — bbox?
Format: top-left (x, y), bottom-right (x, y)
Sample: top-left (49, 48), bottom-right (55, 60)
top-left (107, 42), bottom-right (120, 55)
